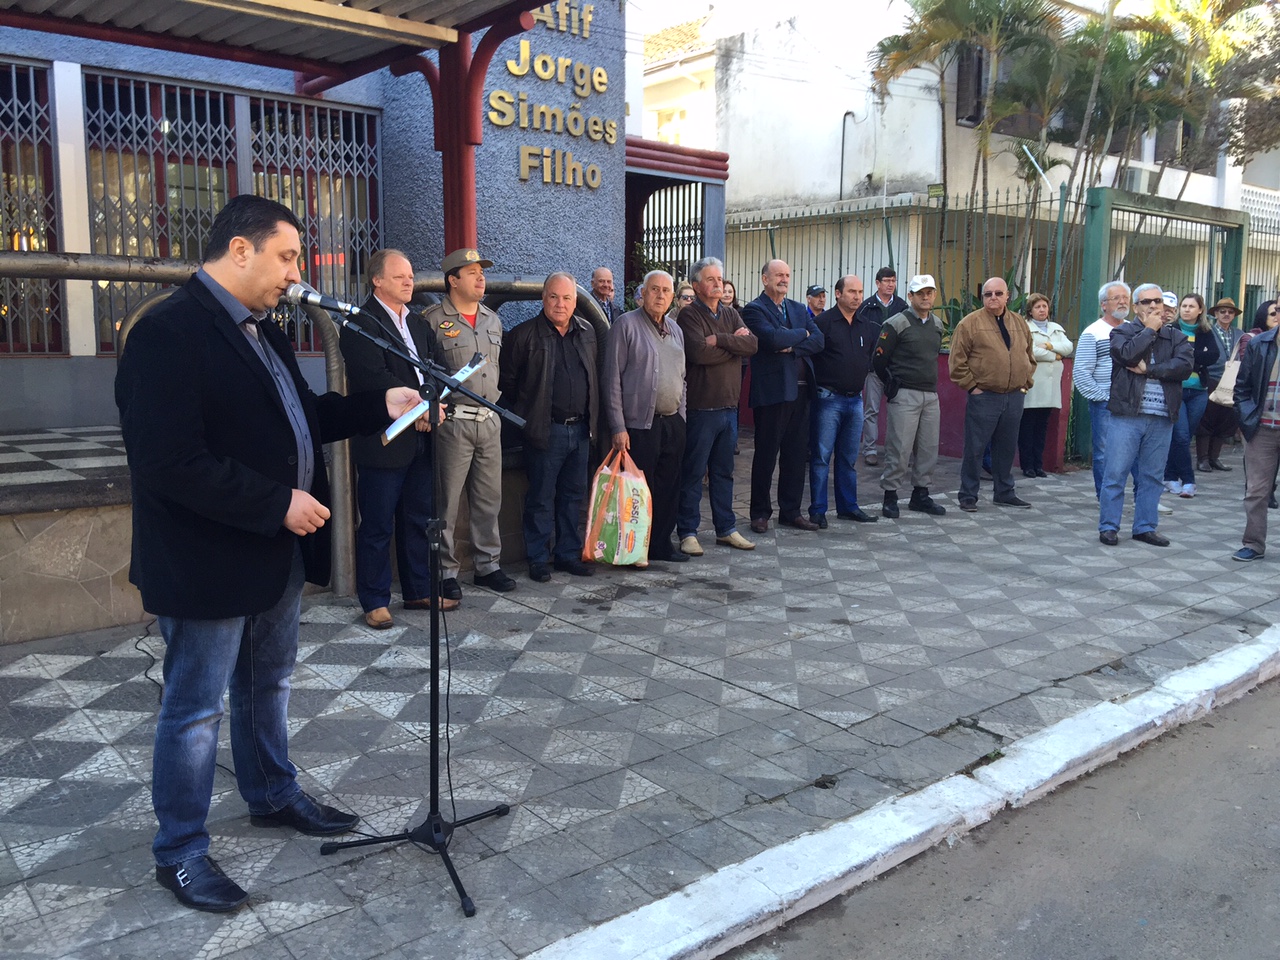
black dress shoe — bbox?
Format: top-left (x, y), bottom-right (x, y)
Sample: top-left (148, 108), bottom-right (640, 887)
top-left (1035, 469), bottom-right (1048, 478)
top-left (1210, 460), bottom-right (1233, 472)
top-left (749, 517), bottom-right (770, 534)
top-left (993, 495), bottom-right (1032, 508)
top-left (441, 577), bottom-right (462, 600)
top-left (554, 557), bottom-right (595, 577)
top-left (1197, 460), bottom-right (1213, 473)
top-left (1099, 530), bottom-right (1119, 546)
top-left (837, 508), bottom-right (879, 523)
top-left (959, 499), bottom-right (978, 513)
top-left (810, 514), bottom-right (828, 529)
top-left (528, 562), bottom-right (551, 582)
top-left (1023, 469), bottom-right (1036, 479)
top-left (250, 793), bottom-right (359, 836)
top-left (779, 515), bottom-right (820, 531)
top-left (474, 569), bottom-right (517, 592)
top-left (156, 855), bottom-right (248, 913)
top-left (649, 550), bottom-right (690, 562)
top-left (1132, 530), bottom-right (1170, 547)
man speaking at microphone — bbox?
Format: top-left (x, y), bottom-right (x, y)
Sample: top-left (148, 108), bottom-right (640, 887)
top-left (115, 195), bottom-right (423, 913)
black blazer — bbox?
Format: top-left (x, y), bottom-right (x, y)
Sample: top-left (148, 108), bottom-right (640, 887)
top-left (740, 293), bottom-right (825, 407)
top-left (339, 295), bottom-right (441, 470)
top-left (115, 276), bottom-right (389, 619)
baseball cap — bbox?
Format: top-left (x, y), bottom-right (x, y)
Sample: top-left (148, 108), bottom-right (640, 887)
top-left (441, 248), bottom-right (494, 274)
top-left (1161, 291), bottom-right (1179, 308)
top-left (806, 285), bottom-right (826, 297)
top-left (908, 274), bottom-right (937, 293)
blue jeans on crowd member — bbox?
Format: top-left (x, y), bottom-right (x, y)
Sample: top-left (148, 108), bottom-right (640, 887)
top-left (153, 547), bottom-right (306, 866)
top-left (809, 389), bottom-right (863, 518)
top-left (678, 407), bottom-right (739, 538)
top-left (1164, 387), bottom-right (1209, 486)
top-left (1099, 413), bottom-right (1174, 536)
top-left (1088, 400), bottom-right (1139, 498)
top-left (522, 421), bottom-right (590, 564)
top-left (355, 436), bottom-right (434, 612)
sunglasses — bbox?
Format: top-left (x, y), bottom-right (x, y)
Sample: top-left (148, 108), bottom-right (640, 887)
top-left (679, 294), bottom-right (695, 301)
top-left (981, 291), bottom-right (1005, 298)
top-left (1136, 297), bottom-right (1163, 306)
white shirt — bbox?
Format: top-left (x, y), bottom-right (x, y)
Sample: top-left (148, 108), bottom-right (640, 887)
top-left (375, 295), bottom-right (423, 386)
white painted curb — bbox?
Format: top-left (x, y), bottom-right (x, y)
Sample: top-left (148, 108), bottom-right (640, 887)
top-left (526, 627), bottom-right (1280, 960)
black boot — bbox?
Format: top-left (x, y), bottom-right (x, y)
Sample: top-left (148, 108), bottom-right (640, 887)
top-left (882, 489), bottom-right (899, 519)
top-left (908, 486), bottom-right (947, 516)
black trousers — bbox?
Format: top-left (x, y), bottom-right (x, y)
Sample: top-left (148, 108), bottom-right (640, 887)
top-left (628, 413), bottom-right (686, 558)
top-left (751, 392), bottom-right (811, 521)
top-left (1017, 407), bottom-right (1052, 474)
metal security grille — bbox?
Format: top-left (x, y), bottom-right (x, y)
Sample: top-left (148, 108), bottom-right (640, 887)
top-left (250, 98), bottom-right (381, 353)
top-left (0, 61), bottom-right (61, 354)
top-left (83, 73), bottom-right (381, 355)
top-left (84, 73), bottom-right (236, 352)
top-left (641, 181), bottom-right (704, 282)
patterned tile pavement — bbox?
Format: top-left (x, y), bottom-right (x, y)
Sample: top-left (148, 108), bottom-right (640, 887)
top-left (2, 440), bottom-right (1277, 960)
top-left (0, 427), bottom-right (129, 513)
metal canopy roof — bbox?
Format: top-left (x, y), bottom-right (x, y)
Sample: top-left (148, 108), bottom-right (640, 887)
top-left (0, 0), bottom-right (530, 77)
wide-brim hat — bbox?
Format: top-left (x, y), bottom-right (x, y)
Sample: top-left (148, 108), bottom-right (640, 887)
top-left (1211, 297), bottom-right (1242, 315)
top-left (441, 248), bottom-right (493, 274)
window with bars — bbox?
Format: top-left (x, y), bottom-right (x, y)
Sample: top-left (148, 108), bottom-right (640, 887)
top-left (0, 61), bottom-right (62, 355)
top-left (83, 72), bottom-right (381, 355)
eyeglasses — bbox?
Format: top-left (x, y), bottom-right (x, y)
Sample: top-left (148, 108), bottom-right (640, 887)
top-left (1136, 298), bottom-right (1163, 306)
top-left (981, 291), bottom-right (1005, 298)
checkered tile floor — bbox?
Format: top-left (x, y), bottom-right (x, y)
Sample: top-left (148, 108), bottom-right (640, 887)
top-left (2, 443), bottom-right (1277, 959)
top-left (0, 427), bottom-right (127, 487)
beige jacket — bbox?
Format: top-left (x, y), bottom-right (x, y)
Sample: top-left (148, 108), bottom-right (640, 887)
top-left (949, 308), bottom-right (1036, 394)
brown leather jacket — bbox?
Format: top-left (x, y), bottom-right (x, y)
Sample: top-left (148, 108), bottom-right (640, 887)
top-left (949, 307), bottom-right (1036, 394)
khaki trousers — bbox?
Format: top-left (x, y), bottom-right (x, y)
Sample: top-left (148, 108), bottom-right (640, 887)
top-left (436, 414), bottom-right (504, 579)
top-left (879, 387), bottom-right (939, 493)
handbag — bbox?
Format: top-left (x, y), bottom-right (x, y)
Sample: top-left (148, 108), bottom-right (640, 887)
top-left (1209, 340), bottom-right (1242, 406)
top-left (582, 448), bottom-right (652, 565)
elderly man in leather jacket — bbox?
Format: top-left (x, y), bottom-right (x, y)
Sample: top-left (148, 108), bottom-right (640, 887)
top-left (1097, 283), bottom-right (1193, 547)
top-left (1231, 319), bottom-right (1280, 561)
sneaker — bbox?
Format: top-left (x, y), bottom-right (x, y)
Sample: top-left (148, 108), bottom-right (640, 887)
top-left (864, 453), bottom-right (879, 467)
top-left (716, 531), bottom-right (755, 550)
top-left (1157, 501), bottom-right (1173, 515)
top-left (1233, 547), bottom-right (1263, 562)
top-left (679, 535), bottom-right (704, 556)
top-left (1179, 483), bottom-right (1195, 498)
top-left (1164, 480), bottom-right (1181, 495)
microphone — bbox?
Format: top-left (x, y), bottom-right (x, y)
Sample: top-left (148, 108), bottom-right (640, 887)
top-left (284, 283), bottom-right (360, 316)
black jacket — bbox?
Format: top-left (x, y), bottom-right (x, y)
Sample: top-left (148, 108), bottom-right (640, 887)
top-left (1185, 323), bottom-right (1220, 384)
top-left (499, 312), bottom-right (599, 451)
top-left (1233, 326), bottom-right (1279, 441)
top-left (115, 276), bottom-right (390, 619)
top-left (1106, 320), bottom-right (1193, 421)
top-left (854, 293), bottom-right (910, 327)
top-left (339, 295), bottom-right (442, 470)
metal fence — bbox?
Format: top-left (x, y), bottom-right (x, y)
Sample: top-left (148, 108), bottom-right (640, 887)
top-left (0, 61), bottom-right (61, 355)
top-left (725, 188), bottom-right (1087, 335)
top-left (82, 71), bottom-right (382, 355)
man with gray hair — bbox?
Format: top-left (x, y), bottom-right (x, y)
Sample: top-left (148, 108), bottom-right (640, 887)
top-left (1097, 283), bottom-right (1192, 546)
top-left (604, 270), bottom-right (688, 563)
top-left (499, 273), bottom-right (599, 580)
top-left (1073, 281), bottom-right (1132, 498)
top-left (677, 256), bottom-right (759, 553)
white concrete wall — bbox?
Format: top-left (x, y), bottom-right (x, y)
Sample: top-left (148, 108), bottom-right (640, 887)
top-left (643, 53), bottom-right (716, 148)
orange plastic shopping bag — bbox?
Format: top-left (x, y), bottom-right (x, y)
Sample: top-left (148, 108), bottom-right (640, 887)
top-left (582, 448), bottom-right (652, 565)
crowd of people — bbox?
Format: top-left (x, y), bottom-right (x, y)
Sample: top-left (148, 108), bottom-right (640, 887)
top-left (115, 194), bottom-right (1270, 913)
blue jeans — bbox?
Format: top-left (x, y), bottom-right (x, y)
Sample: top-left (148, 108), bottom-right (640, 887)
top-left (1088, 400), bottom-right (1139, 498)
top-left (678, 407), bottom-right (739, 538)
top-left (153, 547), bottom-right (306, 865)
top-left (522, 421), bottom-right (590, 564)
top-left (809, 389), bottom-right (863, 517)
top-left (355, 435), bottom-right (434, 611)
top-left (1099, 413), bottom-right (1173, 535)
top-left (1164, 388), bottom-right (1208, 485)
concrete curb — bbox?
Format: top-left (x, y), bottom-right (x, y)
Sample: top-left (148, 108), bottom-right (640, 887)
top-left (526, 627), bottom-right (1280, 960)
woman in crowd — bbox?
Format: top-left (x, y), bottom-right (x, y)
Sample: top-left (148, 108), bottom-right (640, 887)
top-left (672, 281), bottom-right (695, 318)
top-left (1240, 299), bottom-right (1278, 351)
top-left (1018, 293), bottom-right (1073, 477)
top-left (1162, 293), bottom-right (1218, 498)
top-left (1196, 297), bottom-right (1245, 472)
top-left (721, 280), bottom-right (742, 311)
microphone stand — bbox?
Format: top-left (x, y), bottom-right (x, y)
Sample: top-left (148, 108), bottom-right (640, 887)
top-left (313, 303), bottom-right (522, 918)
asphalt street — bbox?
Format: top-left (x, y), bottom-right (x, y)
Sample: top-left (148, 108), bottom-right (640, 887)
top-left (725, 677), bottom-right (1280, 960)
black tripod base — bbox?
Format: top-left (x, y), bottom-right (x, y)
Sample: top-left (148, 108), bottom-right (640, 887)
top-left (320, 803), bottom-right (510, 917)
